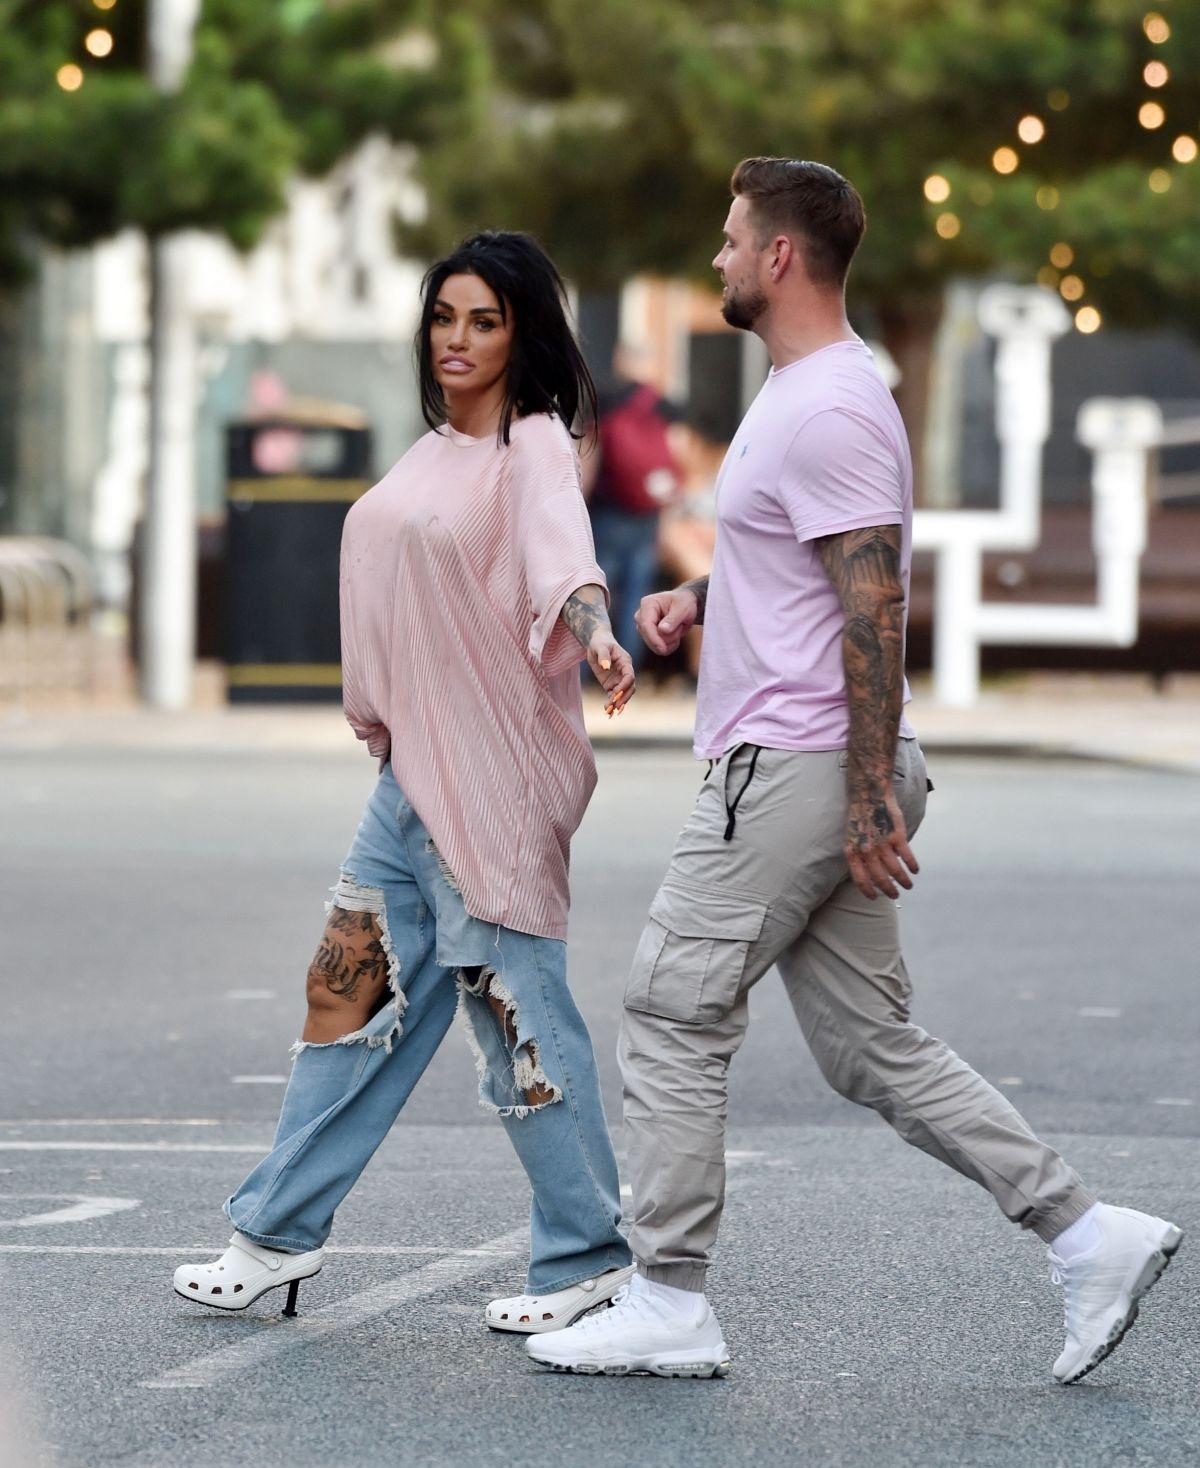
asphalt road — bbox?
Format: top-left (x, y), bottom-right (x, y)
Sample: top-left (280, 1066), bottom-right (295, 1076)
top-left (1, 743), bottom-right (1197, 1467)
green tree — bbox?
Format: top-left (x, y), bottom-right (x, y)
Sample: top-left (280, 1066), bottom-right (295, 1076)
top-left (414, 0), bottom-right (1200, 477)
top-left (0, 0), bottom-right (473, 279)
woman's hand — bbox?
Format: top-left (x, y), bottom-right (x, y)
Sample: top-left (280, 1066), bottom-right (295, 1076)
top-left (585, 631), bottom-right (637, 717)
top-left (561, 584), bottom-right (637, 716)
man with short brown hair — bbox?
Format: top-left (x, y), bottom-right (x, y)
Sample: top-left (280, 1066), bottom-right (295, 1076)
top-left (528, 157), bottom-right (1181, 1382)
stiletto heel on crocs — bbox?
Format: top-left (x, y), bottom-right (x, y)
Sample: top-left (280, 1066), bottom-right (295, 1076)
top-left (485, 1265), bottom-right (636, 1334)
top-left (172, 1232), bottom-right (325, 1314)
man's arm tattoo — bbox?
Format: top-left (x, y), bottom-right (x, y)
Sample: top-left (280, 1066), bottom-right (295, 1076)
top-left (561, 583), bottom-right (613, 650)
top-left (814, 526), bottom-right (906, 837)
top-left (682, 575), bottom-right (709, 625)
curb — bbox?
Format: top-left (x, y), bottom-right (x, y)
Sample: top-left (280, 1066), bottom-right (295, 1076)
top-left (588, 729), bottom-right (1197, 775)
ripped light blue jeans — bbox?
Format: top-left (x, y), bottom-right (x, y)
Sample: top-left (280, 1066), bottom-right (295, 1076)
top-left (225, 763), bottom-right (631, 1294)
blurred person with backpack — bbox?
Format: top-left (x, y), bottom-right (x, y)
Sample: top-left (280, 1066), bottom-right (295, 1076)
top-left (583, 346), bottom-right (684, 666)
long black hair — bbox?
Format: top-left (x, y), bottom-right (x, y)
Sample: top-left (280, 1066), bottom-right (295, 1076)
top-left (416, 231), bottom-right (597, 445)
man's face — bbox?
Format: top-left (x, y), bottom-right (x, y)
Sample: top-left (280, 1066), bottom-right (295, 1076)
top-left (713, 196), bottom-right (769, 331)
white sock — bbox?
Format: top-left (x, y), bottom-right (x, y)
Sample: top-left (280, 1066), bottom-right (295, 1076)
top-left (631, 1272), bottom-right (707, 1320)
top-left (1051, 1202), bottom-right (1104, 1261)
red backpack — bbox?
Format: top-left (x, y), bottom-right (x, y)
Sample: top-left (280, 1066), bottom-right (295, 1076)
top-left (596, 384), bottom-right (682, 515)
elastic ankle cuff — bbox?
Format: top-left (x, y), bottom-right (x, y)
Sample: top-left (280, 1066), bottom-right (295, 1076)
top-left (638, 1261), bottom-right (707, 1293)
top-left (1033, 1189), bottom-right (1100, 1244)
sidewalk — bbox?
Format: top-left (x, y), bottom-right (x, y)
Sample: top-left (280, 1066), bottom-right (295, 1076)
top-left (2, 668), bottom-right (1197, 773)
top-left (586, 672), bottom-right (1200, 775)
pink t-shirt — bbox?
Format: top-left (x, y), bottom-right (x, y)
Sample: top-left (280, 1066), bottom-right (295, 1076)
top-left (694, 338), bottom-right (916, 759)
top-left (339, 412), bottom-right (605, 941)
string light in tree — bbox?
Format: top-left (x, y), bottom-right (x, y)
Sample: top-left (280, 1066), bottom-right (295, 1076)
top-left (54, 4), bottom-right (117, 99)
top-left (1143, 12), bottom-right (1170, 43)
top-left (923, 7), bottom-right (1184, 335)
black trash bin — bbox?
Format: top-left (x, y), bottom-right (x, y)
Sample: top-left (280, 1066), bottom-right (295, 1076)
top-left (225, 406), bottom-right (373, 703)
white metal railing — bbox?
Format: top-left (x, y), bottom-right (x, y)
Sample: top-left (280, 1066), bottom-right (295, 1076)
top-left (914, 285), bottom-right (1181, 707)
top-left (0, 537), bottom-right (94, 701)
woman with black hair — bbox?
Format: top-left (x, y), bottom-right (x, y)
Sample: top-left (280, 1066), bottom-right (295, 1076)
top-left (173, 233), bottom-right (637, 1335)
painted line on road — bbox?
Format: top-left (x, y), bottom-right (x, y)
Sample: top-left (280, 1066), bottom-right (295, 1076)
top-left (0, 1119), bottom-right (223, 1127)
top-left (225, 990), bottom-right (277, 1001)
top-left (1078, 1007), bottom-right (1123, 1018)
top-left (0, 1244), bottom-right (520, 1257)
top-left (0, 1142), bottom-right (267, 1153)
top-left (1153, 1097), bottom-right (1194, 1107)
top-left (140, 1225), bottom-right (527, 1389)
top-left (231, 1076), bottom-right (288, 1085)
top-left (0, 1194), bottom-right (140, 1227)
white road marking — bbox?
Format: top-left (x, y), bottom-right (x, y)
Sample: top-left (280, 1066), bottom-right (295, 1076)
top-left (0, 1119), bottom-right (222, 1127)
top-left (140, 1225), bottom-right (527, 1389)
top-left (0, 1142), bottom-right (266, 1153)
top-left (226, 990), bottom-right (277, 1001)
top-left (998, 1077), bottom-right (1023, 1086)
top-left (231, 1076), bottom-right (288, 1085)
top-left (0, 1244), bottom-right (519, 1256)
top-left (1078, 1007), bottom-right (1123, 1018)
top-left (1153, 1097), bottom-right (1194, 1107)
top-left (0, 1194), bottom-right (140, 1227)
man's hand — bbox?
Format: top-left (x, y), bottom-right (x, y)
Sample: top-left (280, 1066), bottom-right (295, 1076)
top-left (635, 587), bottom-right (700, 656)
top-left (844, 780), bottom-right (919, 900)
top-left (585, 630), bottom-right (637, 715)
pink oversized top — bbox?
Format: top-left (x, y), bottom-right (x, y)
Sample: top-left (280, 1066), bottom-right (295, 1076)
top-left (338, 411), bottom-right (605, 941)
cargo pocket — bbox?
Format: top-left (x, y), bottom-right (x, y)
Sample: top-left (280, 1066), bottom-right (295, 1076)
top-left (624, 884), bottom-right (769, 1025)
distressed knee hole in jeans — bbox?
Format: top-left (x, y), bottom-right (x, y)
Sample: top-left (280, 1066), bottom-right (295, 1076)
top-left (291, 872), bottom-right (407, 1057)
top-left (456, 966), bottom-right (562, 1119)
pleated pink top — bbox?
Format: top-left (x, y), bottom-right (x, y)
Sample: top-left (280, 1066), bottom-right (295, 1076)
top-left (339, 411), bottom-right (605, 941)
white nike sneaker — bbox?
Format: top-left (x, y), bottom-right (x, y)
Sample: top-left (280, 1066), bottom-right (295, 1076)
top-left (525, 1276), bottom-right (730, 1377)
top-left (485, 1265), bottom-right (635, 1333)
top-left (1050, 1204), bottom-right (1182, 1384)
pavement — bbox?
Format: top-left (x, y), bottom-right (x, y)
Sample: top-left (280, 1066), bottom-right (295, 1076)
top-left (3, 668), bottom-right (1199, 774)
top-left (1, 686), bottom-right (1198, 1466)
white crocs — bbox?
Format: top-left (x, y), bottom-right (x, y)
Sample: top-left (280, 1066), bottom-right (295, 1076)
top-left (173, 1232), bottom-right (324, 1314)
top-left (485, 1265), bottom-right (636, 1334)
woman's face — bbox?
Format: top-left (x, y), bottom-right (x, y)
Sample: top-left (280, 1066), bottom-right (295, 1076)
top-left (429, 273), bottom-right (515, 403)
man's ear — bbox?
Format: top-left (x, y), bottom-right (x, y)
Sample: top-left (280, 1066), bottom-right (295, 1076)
top-left (769, 234), bottom-right (795, 282)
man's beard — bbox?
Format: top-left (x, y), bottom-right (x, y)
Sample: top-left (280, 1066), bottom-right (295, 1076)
top-left (720, 281), bottom-right (767, 331)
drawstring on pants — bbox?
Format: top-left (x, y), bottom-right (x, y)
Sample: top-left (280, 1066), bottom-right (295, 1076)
top-left (723, 744), bottom-right (761, 842)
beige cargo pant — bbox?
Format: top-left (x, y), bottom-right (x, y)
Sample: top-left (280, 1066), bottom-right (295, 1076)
top-left (618, 738), bottom-right (1096, 1291)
